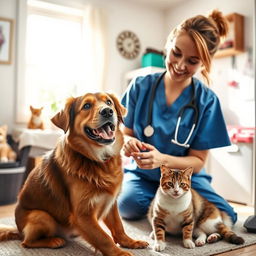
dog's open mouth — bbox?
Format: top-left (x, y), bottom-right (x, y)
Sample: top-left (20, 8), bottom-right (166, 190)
top-left (84, 122), bottom-right (116, 144)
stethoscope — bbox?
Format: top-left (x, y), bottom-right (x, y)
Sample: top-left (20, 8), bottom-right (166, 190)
top-left (143, 71), bottom-right (199, 148)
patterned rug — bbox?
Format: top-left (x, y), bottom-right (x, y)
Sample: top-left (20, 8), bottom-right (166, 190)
top-left (0, 217), bottom-right (255, 256)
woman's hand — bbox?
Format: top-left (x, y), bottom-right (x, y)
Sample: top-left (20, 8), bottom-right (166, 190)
top-left (123, 137), bottom-right (146, 157)
top-left (131, 142), bottom-right (164, 169)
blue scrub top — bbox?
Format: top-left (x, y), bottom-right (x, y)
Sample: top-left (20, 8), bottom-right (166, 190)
top-left (121, 72), bottom-right (231, 181)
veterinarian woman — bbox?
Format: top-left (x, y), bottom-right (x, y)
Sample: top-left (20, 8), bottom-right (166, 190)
top-left (118, 10), bottom-right (237, 224)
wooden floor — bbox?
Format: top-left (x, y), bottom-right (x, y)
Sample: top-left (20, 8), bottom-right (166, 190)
top-left (0, 203), bottom-right (255, 255)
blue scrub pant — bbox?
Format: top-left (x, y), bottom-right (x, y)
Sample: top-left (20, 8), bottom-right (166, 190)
top-left (117, 169), bottom-right (237, 224)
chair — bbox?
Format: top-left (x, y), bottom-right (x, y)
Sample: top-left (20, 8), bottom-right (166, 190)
top-left (0, 135), bottom-right (31, 205)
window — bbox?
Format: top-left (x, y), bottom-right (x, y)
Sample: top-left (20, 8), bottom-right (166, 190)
top-left (26, 5), bottom-right (83, 115)
top-left (16, 0), bottom-right (106, 124)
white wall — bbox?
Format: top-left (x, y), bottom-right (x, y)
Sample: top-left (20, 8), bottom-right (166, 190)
top-left (165, 0), bottom-right (255, 127)
top-left (99, 0), bottom-right (166, 95)
top-left (0, 0), bottom-right (17, 130)
top-left (0, 0), bottom-right (166, 130)
top-left (42, 0), bottom-right (166, 94)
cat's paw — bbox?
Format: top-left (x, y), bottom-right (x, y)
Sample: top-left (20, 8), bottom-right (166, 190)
top-left (153, 240), bottom-right (166, 252)
top-left (207, 233), bottom-right (221, 243)
top-left (183, 239), bottom-right (195, 249)
top-left (195, 238), bottom-right (206, 247)
top-left (0, 157), bottom-right (8, 163)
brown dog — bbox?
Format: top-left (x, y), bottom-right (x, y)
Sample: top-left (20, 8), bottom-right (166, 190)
top-left (0, 93), bottom-right (148, 256)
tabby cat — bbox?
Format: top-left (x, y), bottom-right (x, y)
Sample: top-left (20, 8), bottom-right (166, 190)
top-left (148, 166), bottom-right (244, 252)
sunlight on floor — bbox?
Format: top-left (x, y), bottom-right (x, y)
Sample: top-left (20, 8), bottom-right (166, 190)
top-left (230, 202), bottom-right (254, 222)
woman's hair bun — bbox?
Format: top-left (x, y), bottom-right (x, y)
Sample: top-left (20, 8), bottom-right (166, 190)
top-left (208, 9), bottom-right (229, 37)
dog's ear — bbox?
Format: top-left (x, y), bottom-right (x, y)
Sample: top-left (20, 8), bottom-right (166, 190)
top-left (107, 93), bottom-right (127, 123)
top-left (51, 97), bottom-right (76, 133)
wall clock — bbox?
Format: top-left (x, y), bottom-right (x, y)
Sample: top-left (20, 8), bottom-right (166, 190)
top-left (116, 30), bottom-right (140, 59)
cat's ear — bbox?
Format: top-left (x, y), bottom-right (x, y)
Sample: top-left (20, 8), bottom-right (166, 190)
top-left (183, 167), bottom-right (193, 179)
top-left (160, 165), bottom-right (169, 175)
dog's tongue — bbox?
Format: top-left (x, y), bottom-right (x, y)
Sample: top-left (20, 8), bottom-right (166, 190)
top-left (97, 125), bottom-right (114, 139)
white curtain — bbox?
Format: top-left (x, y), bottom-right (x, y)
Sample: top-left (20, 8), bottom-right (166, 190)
top-left (82, 6), bottom-right (107, 92)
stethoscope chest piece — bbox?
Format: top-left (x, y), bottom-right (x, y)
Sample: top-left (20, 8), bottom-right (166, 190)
top-left (144, 125), bottom-right (154, 137)
top-left (143, 71), bottom-right (198, 148)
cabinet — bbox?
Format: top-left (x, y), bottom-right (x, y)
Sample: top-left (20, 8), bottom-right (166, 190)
top-left (123, 66), bottom-right (165, 93)
top-left (207, 143), bottom-right (254, 205)
top-left (214, 13), bottom-right (244, 58)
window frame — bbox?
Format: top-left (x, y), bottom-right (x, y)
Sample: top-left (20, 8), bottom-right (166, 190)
top-left (15, 0), bottom-right (84, 123)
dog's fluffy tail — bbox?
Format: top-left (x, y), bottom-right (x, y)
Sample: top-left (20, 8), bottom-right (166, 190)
top-left (0, 224), bottom-right (21, 241)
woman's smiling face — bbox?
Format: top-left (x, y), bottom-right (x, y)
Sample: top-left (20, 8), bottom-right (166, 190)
top-left (165, 32), bottom-right (202, 84)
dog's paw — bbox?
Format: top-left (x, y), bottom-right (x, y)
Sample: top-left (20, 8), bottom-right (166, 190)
top-left (183, 239), bottom-right (195, 249)
top-left (130, 239), bottom-right (149, 249)
top-left (21, 237), bottom-right (66, 249)
top-left (118, 237), bottom-right (148, 249)
top-left (115, 249), bottom-right (134, 256)
top-left (49, 237), bottom-right (66, 248)
top-left (153, 240), bottom-right (166, 252)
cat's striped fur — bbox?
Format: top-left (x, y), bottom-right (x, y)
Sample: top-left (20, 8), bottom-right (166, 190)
top-left (148, 166), bottom-right (244, 252)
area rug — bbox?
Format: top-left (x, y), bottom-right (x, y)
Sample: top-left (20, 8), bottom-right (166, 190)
top-left (0, 217), bottom-right (255, 256)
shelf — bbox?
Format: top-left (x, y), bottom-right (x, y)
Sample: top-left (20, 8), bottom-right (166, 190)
top-left (125, 66), bottom-right (165, 82)
top-left (123, 66), bottom-right (165, 93)
top-left (214, 13), bottom-right (244, 58)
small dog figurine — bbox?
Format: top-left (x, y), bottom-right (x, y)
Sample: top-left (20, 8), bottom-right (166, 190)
top-left (27, 106), bottom-right (44, 130)
top-left (0, 125), bottom-right (16, 163)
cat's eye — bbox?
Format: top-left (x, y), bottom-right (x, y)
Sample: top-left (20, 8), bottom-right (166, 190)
top-left (167, 182), bottom-right (174, 188)
top-left (180, 182), bottom-right (186, 187)
top-left (83, 103), bottom-right (91, 110)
